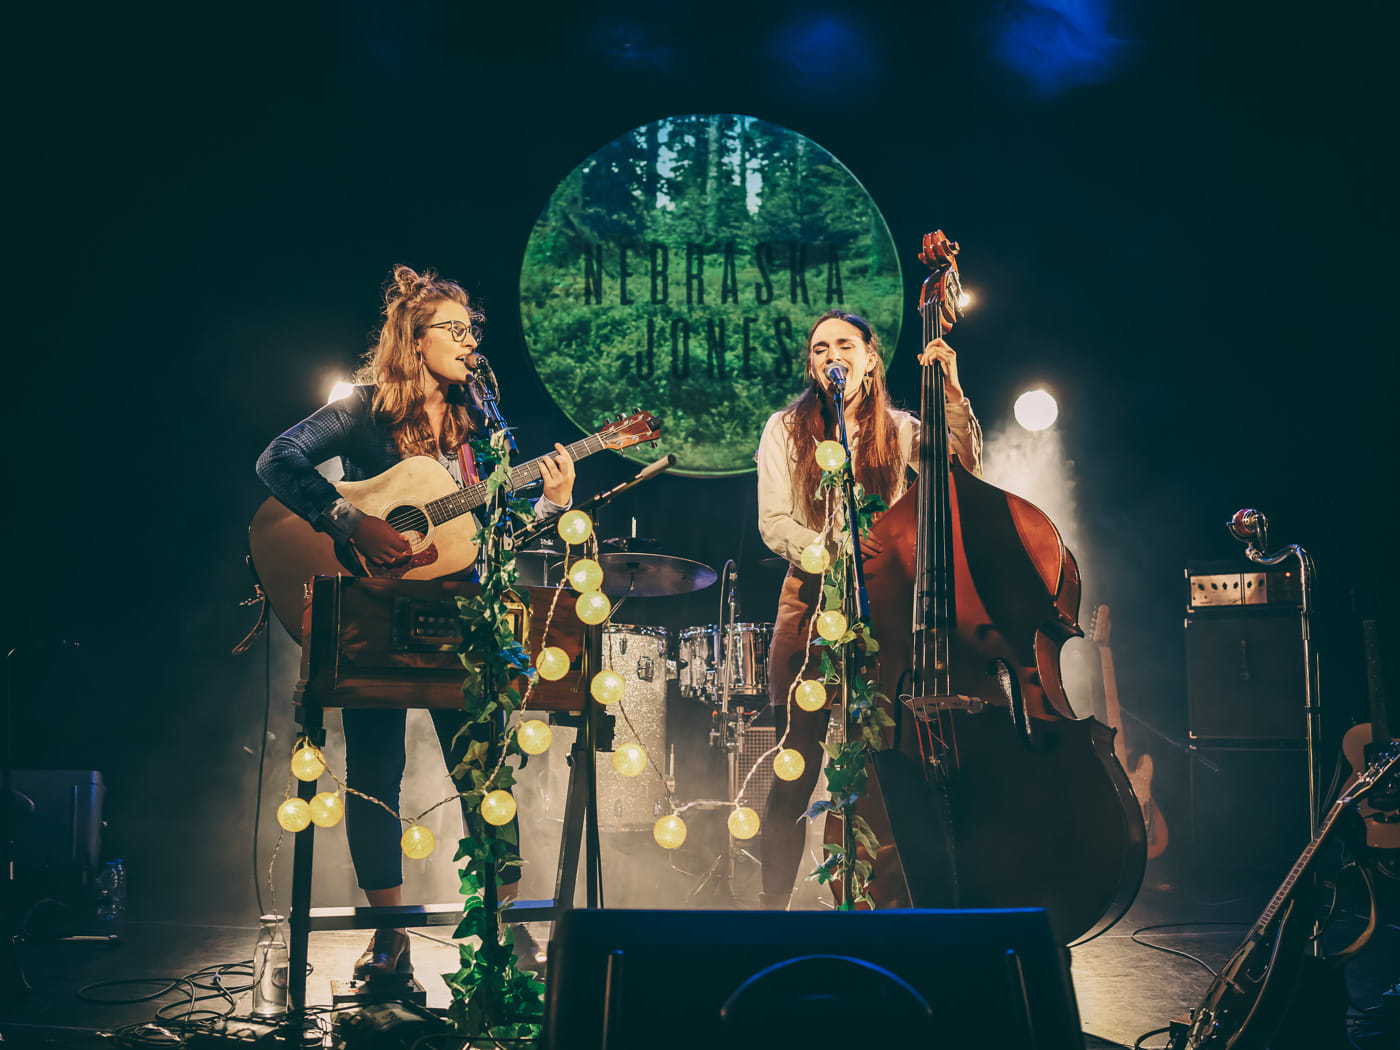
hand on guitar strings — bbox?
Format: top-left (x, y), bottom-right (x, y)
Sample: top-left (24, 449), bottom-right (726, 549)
top-left (917, 337), bottom-right (964, 403)
top-left (538, 442), bottom-right (576, 507)
top-left (352, 515), bottom-right (413, 568)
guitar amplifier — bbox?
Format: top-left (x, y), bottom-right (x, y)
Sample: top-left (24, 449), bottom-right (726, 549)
top-left (296, 576), bottom-right (588, 712)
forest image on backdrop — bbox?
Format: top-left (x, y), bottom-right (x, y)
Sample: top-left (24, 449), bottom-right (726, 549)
top-left (519, 114), bottom-right (903, 475)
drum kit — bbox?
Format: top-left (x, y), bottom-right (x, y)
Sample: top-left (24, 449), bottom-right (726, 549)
top-left (515, 533), bottom-right (776, 892)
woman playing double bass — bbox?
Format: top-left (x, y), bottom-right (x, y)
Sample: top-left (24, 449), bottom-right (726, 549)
top-left (754, 309), bottom-right (983, 909)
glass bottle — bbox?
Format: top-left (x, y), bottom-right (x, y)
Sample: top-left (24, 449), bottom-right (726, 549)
top-left (251, 914), bottom-right (289, 1017)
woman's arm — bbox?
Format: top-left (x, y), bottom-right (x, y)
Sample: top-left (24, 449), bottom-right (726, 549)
top-left (756, 412), bottom-right (821, 567)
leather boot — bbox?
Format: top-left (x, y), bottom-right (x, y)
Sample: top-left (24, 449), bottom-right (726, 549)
top-left (353, 928), bottom-right (412, 980)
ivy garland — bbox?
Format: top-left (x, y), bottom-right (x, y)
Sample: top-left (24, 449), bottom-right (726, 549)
top-left (804, 462), bottom-right (893, 909)
top-left (443, 433), bottom-right (547, 1043)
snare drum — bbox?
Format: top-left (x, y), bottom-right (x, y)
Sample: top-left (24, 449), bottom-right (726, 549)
top-left (722, 622), bottom-right (773, 697)
top-left (676, 625), bottom-right (721, 700)
top-left (596, 625), bottom-right (669, 831)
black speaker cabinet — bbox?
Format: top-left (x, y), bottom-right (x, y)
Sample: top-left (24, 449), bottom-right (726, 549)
top-left (1189, 745), bottom-right (1309, 876)
top-left (544, 907), bottom-right (1082, 1050)
top-left (1186, 608), bottom-right (1305, 742)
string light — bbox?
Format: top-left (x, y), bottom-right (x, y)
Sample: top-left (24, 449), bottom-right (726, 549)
top-left (516, 719), bottom-right (552, 755)
top-left (816, 609), bottom-right (848, 642)
top-left (536, 646), bottom-right (570, 681)
top-left (308, 792), bottom-right (344, 827)
top-left (401, 824), bottom-right (435, 859)
top-left (799, 543), bottom-right (831, 574)
top-left (773, 748), bottom-right (806, 781)
top-left (567, 558), bottom-right (604, 592)
top-left (727, 807), bottom-right (760, 840)
top-left (795, 679), bottom-right (827, 712)
top-left (290, 744), bottom-right (326, 782)
top-left (576, 590), bottom-right (611, 625)
top-left (558, 510), bottom-right (593, 545)
top-left (591, 670), bottom-right (626, 706)
top-left (653, 814), bottom-right (687, 849)
top-left (277, 798), bottom-right (311, 832)
top-left (481, 790), bottom-right (517, 826)
top-left (612, 742), bottom-right (647, 777)
top-left (815, 440), bottom-right (847, 471)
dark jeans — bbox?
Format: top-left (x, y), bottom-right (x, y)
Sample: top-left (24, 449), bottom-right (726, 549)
top-left (341, 706), bottom-right (521, 891)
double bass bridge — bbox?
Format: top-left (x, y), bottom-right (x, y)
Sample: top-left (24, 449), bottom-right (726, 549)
top-left (900, 693), bottom-right (988, 720)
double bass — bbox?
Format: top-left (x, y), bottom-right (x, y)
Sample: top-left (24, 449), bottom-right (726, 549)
top-left (856, 231), bottom-right (1145, 943)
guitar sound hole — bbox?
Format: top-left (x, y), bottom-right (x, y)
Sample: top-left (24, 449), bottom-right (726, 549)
top-left (385, 505), bottom-right (430, 540)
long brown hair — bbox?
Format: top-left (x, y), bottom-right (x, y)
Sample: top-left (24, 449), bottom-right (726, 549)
top-left (354, 264), bottom-right (483, 459)
top-left (783, 310), bottom-right (906, 528)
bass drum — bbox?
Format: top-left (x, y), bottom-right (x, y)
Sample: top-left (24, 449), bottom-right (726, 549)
top-left (596, 625), bottom-right (670, 830)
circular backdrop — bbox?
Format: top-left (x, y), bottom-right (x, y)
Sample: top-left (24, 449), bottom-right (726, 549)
top-left (519, 114), bottom-right (902, 477)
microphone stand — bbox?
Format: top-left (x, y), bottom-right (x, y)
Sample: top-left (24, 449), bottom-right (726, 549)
top-left (470, 358), bottom-right (517, 454)
top-left (829, 374), bottom-right (869, 909)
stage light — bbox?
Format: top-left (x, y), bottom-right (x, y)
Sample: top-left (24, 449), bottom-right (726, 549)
top-left (773, 748), bottom-right (806, 781)
top-left (728, 806), bottom-right (760, 840)
top-left (576, 590), bottom-right (612, 625)
top-left (795, 679), bottom-right (827, 712)
top-left (591, 670), bottom-right (626, 706)
top-left (958, 289), bottom-right (973, 311)
top-left (290, 743), bottom-right (326, 782)
top-left (277, 798), bottom-right (311, 832)
top-left (800, 543), bottom-right (831, 574)
top-left (612, 742), bottom-right (647, 777)
top-left (481, 790), bottom-right (517, 826)
top-left (816, 609), bottom-right (848, 642)
top-left (815, 440), bottom-right (847, 471)
top-left (308, 792), bottom-right (344, 827)
top-left (567, 558), bottom-right (604, 592)
top-left (517, 719), bottom-right (552, 755)
top-left (558, 510), bottom-right (594, 545)
top-left (327, 380), bottom-right (355, 404)
top-left (401, 824), bottom-right (435, 859)
top-left (536, 646), bottom-right (570, 681)
top-left (1014, 390), bottom-right (1058, 432)
top-left (653, 814), bottom-right (687, 849)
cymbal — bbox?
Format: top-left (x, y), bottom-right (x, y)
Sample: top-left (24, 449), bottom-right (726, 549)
top-left (513, 549), bottom-right (563, 587)
top-left (602, 536), bottom-right (662, 553)
top-left (597, 553), bottom-right (717, 597)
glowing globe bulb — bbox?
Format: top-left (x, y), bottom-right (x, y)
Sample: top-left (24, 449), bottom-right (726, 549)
top-left (401, 824), bottom-right (435, 859)
top-left (308, 792), bottom-right (344, 828)
top-left (558, 510), bottom-right (594, 546)
top-left (277, 797), bottom-right (311, 832)
top-left (794, 679), bottom-right (827, 712)
top-left (290, 745), bottom-right (326, 782)
top-left (516, 719), bottom-right (552, 755)
top-left (590, 669), bottom-right (626, 706)
top-left (567, 558), bottom-right (604, 592)
top-left (481, 790), bottom-right (518, 827)
top-left (653, 814), bottom-right (687, 850)
top-left (816, 609), bottom-right (849, 642)
top-left (576, 589), bottom-right (611, 626)
top-left (773, 748), bottom-right (806, 782)
top-left (815, 440), bottom-right (848, 471)
top-left (536, 646), bottom-right (570, 681)
top-left (1013, 389), bottom-right (1059, 432)
top-left (612, 742), bottom-right (647, 777)
top-left (727, 806), bottom-right (760, 840)
top-left (799, 543), bottom-right (831, 575)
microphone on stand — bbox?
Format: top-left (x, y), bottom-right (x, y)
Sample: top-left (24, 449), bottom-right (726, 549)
top-left (470, 353), bottom-right (500, 397)
top-left (1228, 508), bottom-right (1269, 553)
top-left (824, 363), bottom-right (848, 388)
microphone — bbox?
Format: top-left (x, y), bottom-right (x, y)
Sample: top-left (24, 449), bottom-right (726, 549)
top-left (472, 353), bottom-right (500, 396)
top-left (1228, 508), bottom-right (1268, 550)
top-left (824, 363), bottom-right (847, 387)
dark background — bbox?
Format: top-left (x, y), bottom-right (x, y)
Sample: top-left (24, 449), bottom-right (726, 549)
top-left (6, 0), bottom-right (1394, 918)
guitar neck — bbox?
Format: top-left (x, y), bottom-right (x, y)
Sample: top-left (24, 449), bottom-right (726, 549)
top-left (424, 433), bottom-right (605, 526)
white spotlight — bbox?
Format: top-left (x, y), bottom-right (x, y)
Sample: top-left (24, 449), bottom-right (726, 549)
top-left (327, 380), bottom-right (355, 404)
top-left (1014, 389), bottom-right (1058, 431)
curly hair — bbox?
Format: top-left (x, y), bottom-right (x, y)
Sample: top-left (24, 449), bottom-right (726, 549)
top-left (782, 310), bottom-right (907, 528)
top-left (353, 264), bottom-right (485, 459)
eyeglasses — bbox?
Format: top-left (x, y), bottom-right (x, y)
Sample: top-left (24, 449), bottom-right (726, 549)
top-left (424, 320), bottom-right (480, 344)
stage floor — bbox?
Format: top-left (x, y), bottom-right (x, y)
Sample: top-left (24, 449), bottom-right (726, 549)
top-left (3, 868), bottom-right (1397, 1049)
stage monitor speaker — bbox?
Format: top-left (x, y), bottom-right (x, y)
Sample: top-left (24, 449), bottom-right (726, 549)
top-left (543, 907), bottom-right (1082, 1050)
top-left (1186, 608), bottom-right (1305, 742)
top-left (1190, 745), bottom-right (1309, 876)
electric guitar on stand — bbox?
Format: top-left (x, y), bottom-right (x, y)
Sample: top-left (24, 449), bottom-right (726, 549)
top-left (1091, 604), bottom-right (1168, 860)
top-left (249, 411), bottom-right (660, 641)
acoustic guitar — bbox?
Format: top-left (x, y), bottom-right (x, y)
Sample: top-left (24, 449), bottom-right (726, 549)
top-left (1340, 618), bottom-right (1400, 849)
top-left (1090, 604), bottom-right (1168, 860)
top-left (249, 410), bottom-right (660, 641)
top-left (1172, 746), bottom-right (1398, 1050)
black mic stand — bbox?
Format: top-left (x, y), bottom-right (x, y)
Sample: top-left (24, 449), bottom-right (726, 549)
top-left (470, 358), bottom-right (517, 455)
